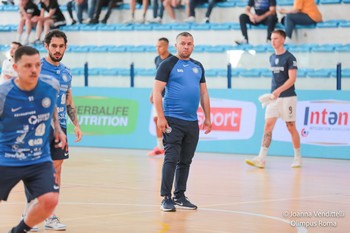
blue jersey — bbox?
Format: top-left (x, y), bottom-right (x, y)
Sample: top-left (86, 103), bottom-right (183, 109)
top-left (0, 77), bottom-right (60, 166)
top-left (40, 58), bottom-right (72, 128)
top-left (155, 56), bottom-right (206, 121)
top-left (270, 50), bottom-right (297, 97)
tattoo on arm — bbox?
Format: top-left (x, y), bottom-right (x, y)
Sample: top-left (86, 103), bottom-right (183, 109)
top-left (67, 104), bottom-right (77, 124)
top-left (262, 132), bottom-right (272, 148)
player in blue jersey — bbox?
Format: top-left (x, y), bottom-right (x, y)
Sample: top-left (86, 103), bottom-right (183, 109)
top-left (148, 37), bottom-right (173, 156)
top-left (23, 30), bottom-right (82, 231)
top-left (0, 46), bottom-right (66, 233)
top-left (245, 29), bottom-right (302, 169)
top-left (153, 32), bottom-right (212, 212)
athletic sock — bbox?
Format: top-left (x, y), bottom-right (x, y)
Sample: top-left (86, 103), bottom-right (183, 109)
top-left (12, 220), bottom-right (31, 233)
top-left (258, 147), bottom-right (268, 160)
top-left (157, 137), bottom-right (163, 150)
top-left (294, 148), bottom-right (301, 157)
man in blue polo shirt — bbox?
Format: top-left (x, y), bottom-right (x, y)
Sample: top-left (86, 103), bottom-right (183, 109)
top-left (153, 32), bottom-right (212, 212)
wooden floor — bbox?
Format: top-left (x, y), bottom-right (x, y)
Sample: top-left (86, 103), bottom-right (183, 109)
top-left (1, 147), bottom-right (349, 233)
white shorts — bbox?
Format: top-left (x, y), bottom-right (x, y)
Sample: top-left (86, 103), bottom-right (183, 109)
top-left (265, 96), bottom-right (297, 122)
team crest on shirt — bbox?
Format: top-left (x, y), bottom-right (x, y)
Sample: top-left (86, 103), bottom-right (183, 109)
top-left (192, 67), bottom-right (199, 74)
top-left (275, 58), bottom-right (279, 65)
top-left (62, 73), bottom-right (68, 82)
top-left (42, 98), bottom-right (51, 108)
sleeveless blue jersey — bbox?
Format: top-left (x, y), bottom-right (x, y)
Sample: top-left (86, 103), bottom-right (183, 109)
top-left (270, 50), bottom-right (297, 97)
top-left (0, 77), bottom-right (60, 166)
top-left (40, 58), bottom-right (72, 128)
top-left (155, 56), bottom-right (206, 121)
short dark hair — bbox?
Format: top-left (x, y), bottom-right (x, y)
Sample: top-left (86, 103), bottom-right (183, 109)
top-left (44, 29), bottom-right (68, 45)
top-left (14, 46), bottom-right (40, 63)
top-left (272, 29), bottom-right (286, 39)
top-left (12, 41), bottom-right (22, 47)
top-left (176, 32), bottom-right (193, 40)
top-left (158, 37), bottom-right (169, 44)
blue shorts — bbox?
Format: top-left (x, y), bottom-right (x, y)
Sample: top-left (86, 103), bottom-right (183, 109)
top-left (50, 127), bottom-right (69, 161)
top-left (0, 162), bottom-right (58, 201)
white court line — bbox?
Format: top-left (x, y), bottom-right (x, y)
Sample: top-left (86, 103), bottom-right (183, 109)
top-left (201, 208), bottom-right (308, 233)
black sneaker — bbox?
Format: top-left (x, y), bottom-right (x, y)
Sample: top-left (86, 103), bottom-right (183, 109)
top-left (173, 196), bottom-right (198, 210)
top-left (160, 196), bottom-right (176, 212)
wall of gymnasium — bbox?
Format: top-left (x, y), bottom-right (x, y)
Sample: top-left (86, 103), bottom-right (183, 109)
top-left (67, 87), bottom-right (350, 159)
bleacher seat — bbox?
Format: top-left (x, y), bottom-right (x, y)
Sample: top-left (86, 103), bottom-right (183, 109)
top-left (319, 0), bottom-right (341, 3)
top-left (307, 69), bottom-right (333, 78)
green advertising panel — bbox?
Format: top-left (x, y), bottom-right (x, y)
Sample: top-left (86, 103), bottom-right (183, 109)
top-left (67, 96), bottom-right (138, 135)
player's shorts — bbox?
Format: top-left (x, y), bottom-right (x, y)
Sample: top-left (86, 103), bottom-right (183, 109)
top-left (50, 126), bottom-right (69, 160)
top-left (265, 96), bottom-right (297, 122)
top-left (0, 162), bottom-right (58, 201)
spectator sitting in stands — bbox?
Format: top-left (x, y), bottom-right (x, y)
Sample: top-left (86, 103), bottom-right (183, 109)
top-left (33, 0), bottom-right (66, 44)
top-left (184, 0), bottom-right (219, 24)
top-left (235, 0), bottom-right (278, 45)
top-left (148, 0), bottom-right (164, 23)
top-left (279, 0), bottom-right (322, 41)
top-left (163, 0), bottom-right (189, 23)
top-left (66, 0), bottom-right (77, 24)
top-left (124, 0), bottom-right (149, 24)
top-left (17, 0), bottom-right (41, 45)
top-left (76, 0), bottom-right (97, 23)
top-left (1, 0), bottom-right (14, 5)
top-left (89, 0), bottom-right (123, 24)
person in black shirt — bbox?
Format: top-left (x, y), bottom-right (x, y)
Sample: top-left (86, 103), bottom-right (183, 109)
top-left (17, 0), bottom-right (40, 45)
top-left (33, 0), bottom-right (66, 44)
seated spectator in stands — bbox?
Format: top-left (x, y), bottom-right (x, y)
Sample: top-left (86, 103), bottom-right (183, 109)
top-left (17, 0), bottom-right (41, 45)
top-left (124, 0), bottom-right (149, 24)
top-left (163, 0), bottom-right (189, 23)
top-left (149, 0), bottom-right (164, 23)
top-left (184, 0), bottom-right (218, 23)
top-left (76, 0), bottom-right (97, 23)
top-left (66, 0), bottom-right (77, 24)
top-left (235, 0), bottom-right (277, 45)
top-left (279, 0), bottom-right (322, 40)
top-left (0, 41), bottom-right (22, 84)
top-left (1, 0), bottom-right (14, 5)
top-left (89, 0), bottom-right (123, 24)
top-left (33, 0), bottom-right (66, 44)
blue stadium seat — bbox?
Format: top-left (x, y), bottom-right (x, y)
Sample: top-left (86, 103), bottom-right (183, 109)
top-left (191, 24), bottom-right (211, 30)
top-left (118, 68), bottom-right (131, 76)
top-left (126, 45), bottom-right (145, 52)
top-left (217, 2), bottom-right (236, 7)
top-left (239, 69), bottom-right (262, 77)
top-left (136, 68), bottom-right (156, 76)
top-left (0, 5), bottom-right (18, 11)
top-left (331, 68), bottom-right (350, 78)
top-left (134, 24), bottom-right (153, 31)
top-left (0, 25), bottom-right (11, 32)
top-left (252, 45), bottom-right (268, 53)
top-left (334, 44), bottom-right (350, 52)
top-left (100, 68), bottom-right (119, 76)
top-left (89, 46), bottom-right (109, 52)
top-left (261, 69), bottom-right (272, 77)
top-left (205, 69), bottom-right (218, 77)
top-left (97, 24), bottom-right (117, 31)
top-left (60, 25), bottom-right (81, 31)
top-left (307, 69), bottom-right (332, 78)
top-left (311, 44), bottom-right (337, 52)
top-left (316, 21), bottom-right (339, 28)
top-left (210, 23), bottom-right (231, 30)
top-left (71, 68), bottom-right (84, 76)
top-left (153, 24), bottom-right (172, 31)
top-left (69, 46), bottom-right (90, 53)
top-left (89, 68), bottom-right (101, 76)
top-left (79, 25), bottom-right (98, 31)
top-left (343, 0), bottom-right (350, 3)
top-left (107, 45), bottom-right (127, 52)
top-left (319, 0), bottom-right (341, 3)
top-left (277, 0), bottom-right (294, 5)
top-left (339, 21), bottom-right (350, 27)
top-left (171, 24), bottom-right (191, 30)
top-left (114, 24), bottom-right (134, 31)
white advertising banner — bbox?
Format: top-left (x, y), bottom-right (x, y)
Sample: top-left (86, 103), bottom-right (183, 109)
top-left (273, 100), bottom-right (350, 146)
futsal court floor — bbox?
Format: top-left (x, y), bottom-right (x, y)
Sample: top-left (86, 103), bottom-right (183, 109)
top-left (1, 147), bottom-right (349, 233)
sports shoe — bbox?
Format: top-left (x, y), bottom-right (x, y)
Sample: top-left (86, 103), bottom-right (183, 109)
top-left (184, 16), bottom-right (195, 23)
top-left (148, 17), bottom-right (162, 24)
top-left (245, 156), bottom-right (266, 168)
top-left (235, 38), bottom-right (248, 45)
top-left (44, 216), bottom-right (66, 231)
top-left (173, 196), bottom-right (197, 210)
top-left (123, 18), bottom-right (135, 24)
top-left (161, 196), bottom-right (176, 212)
top-left (147, 147), bottom-right (165, 156)
top-left (291, 156), bottom-right (302, 168)
top-left (203, 17), bottom-right (209, 24)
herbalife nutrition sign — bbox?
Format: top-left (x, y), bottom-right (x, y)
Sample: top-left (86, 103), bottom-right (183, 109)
top-left (67, 96), bottom-right (138, 135)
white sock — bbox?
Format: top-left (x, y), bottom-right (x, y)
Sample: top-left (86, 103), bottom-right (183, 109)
top-left (258, 147), bottom-right (268, 160)
top-left (17, 33), bottom-right (22, 42)
top-left (294, 148), bottom-right (301, 157)
top-left (157, 137), bottom-right (163, 150)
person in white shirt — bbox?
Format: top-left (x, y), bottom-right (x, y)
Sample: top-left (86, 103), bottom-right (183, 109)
top-left (1, 42), bottom-right (22, 84)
